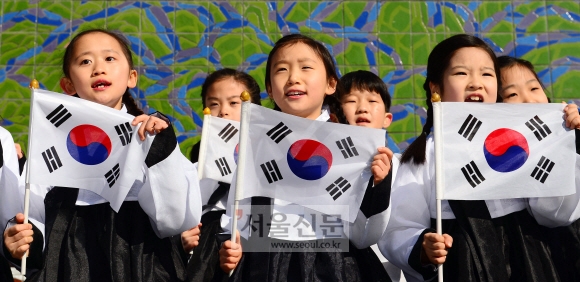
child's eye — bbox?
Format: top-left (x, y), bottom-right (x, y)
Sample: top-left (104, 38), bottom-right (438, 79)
top-left (276, 67), bottom-right (287, 72)
top-left (230, 101), bottom-right (239, 106)
top-left (302, 66), bottom-right (312, 70)
top-left (505, 93), bottom-right (517, 98)
top-left (105, 56), bottom-right (115, 62)
top-left (531, 87), bottom-right (539, 91)
top-left (80, 59), bottom-right (91, 65)
top-left (483, 72), bottom-right (494, 77)
top-left (454, 72), bottom-right (467, 75)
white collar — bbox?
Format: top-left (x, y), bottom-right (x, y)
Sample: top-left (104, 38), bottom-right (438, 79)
top-left (316, 105), bottom-right (330, 121)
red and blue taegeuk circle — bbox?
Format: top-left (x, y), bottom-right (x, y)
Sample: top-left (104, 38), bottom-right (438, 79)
top-left (286, 139), bottom-right (332, 180)
top-left (66, 124), bottom-right (112, 165)
top-left (234, 143), bottom-right (239, 164)
top-left (483, 128), bottom-right (529, 173)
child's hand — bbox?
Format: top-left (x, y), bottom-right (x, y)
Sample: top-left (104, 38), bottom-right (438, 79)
top-left (563, 102), bottom-right (580, 130)
top-left (181, 223), bottom-right (202, 253)
top-left (219, 230), bottom-right (242, 273)
top-left (372, 147), bottom-right (393, 185)
top-left (3, 213), bottom-right (33, 260)
top-left (132, 114), bottom-right (169, 141)
top-left (421, 232), bottom-right (453, 265)
top-left (14, 143), bottom-right (23, 159)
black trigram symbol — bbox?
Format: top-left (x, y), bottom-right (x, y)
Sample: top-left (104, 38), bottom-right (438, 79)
top-left (336, 136), bottom-right (359, 159)
top-left (115, 122), bottom-right (133, 146)
top-left (218, 123), bottom-right (238, 143)
top-left (215, 157), bottom-right (232, 176)
top-left (42, 146), bottom-right (62, 173)
top-left (46, 104), bottom-right (72, 128)
top-left (461, 161), bottom-right (486, 188)
top-left (260, 160), bottom-right (283, 184)
top-left (458, 114), bottom-right (482, 141)
top-left (530, 156), bottom-right (554, 184)
top-left (326, 177), bottom-right (351, 200)
top-left (105, 163), bottom-right (120, 188)
top-left (526, 116), bottom-right (552, 141)
top-left (266, 122), bottom-right (292, 143)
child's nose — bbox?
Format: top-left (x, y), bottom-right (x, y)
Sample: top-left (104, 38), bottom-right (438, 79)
top-left (287, 72), bottom-right (299, 85)
top-left (468, 78), bottom-right (483, 89)
top-left (356, 105), bottom-right (368, 113)
top-left (92, 66), bottom-right (105, 76)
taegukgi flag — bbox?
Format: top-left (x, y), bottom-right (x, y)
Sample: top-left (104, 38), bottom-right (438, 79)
top-left (198, 115), bottom-right (239, 184)
top-left (237, 104), bottom-right (385, 222)
top-left (28, 89), bottom-right (152, 211)
top-left (437, 102), bottom-right (576, 200)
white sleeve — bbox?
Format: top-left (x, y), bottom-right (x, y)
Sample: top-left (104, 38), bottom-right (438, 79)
top-left (527, 154), bottom-right (580, 227)
top-left (348, 158), bottom-right (399, 249)
top-left (0, 127), bottom-right (23, 230)
top-left (379, 143), bottom-right (436, 282)
top-left (138, 132), bottom-right (202, 238)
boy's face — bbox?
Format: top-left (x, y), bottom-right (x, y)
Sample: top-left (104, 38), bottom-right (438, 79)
top-left (341, 89), bottom-right (392, 129)
top-left (500, 65), bottom-right (549, 104)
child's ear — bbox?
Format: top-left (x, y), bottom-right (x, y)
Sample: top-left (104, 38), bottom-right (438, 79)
top-left (428, 82), bottom-right (440, 97)
top-left (383, 112), bottom-right (393, 129)
top-left (127, 70), bottom-right (138, 88)
top-left (325, 78), bottom-right (337, 95)
top-left (59, 77), bottom-right (76, 95)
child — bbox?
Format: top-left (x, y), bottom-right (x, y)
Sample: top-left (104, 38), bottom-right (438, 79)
top-left (338, 70), bottom-right (406, 281)
top-left (219, 34), bottom-right (394, 282)
top-left (184, 68), bottom-right (261, 282)
top-left (3, 29), bottom-right (202, 281)
top-left (498, 55), bottom-right (580, 280)
top-left (380, 34), bottom-right (576, 281)
top-left (189, 68), bottom-right (261, 163)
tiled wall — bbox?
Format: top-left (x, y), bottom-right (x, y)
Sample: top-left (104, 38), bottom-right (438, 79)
top-left (2, 1), bottom-right (580, 156)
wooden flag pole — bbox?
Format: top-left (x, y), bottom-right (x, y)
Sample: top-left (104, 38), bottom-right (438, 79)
top-left (431, 93), bottom-right (444, 282)
top-left (229, 90), bottom-right (251, 276)
top-left (21, 79), bottom-right (39, 277)
top-left (197, 107), bottom-right (211, 179)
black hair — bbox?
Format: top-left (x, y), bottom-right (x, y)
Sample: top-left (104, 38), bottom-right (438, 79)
top-left (338, 70), bottom-right (391, 111)
top-left (63, 28), bottom-right (143, 116)
top-left (265, 34), bottom-right (346, 124)
top-left (201, 68), bottom-right (261, 107)
top-left (401, 34), bottom-right (500, 165)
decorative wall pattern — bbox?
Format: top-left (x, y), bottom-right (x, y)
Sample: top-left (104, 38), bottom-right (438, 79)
top-left (2, 1), bottom-right (580, 156)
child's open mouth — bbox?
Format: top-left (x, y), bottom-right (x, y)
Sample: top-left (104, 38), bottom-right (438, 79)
top-left (286, 91), bottom-right (305, 98)
top-left (465, 94), bottom-right (484, 102)
top-left (356, 117), bottom-right (370, 124)
top-left (92, 80), bottom-right (111, 90)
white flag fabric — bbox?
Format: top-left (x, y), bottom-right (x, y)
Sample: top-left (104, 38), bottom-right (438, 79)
top-left (28, 89), bottom-right (151, 211)
top-left (237, 104), bottom-right (384, 221)
top-left (198, 115), bottom-right (239, 184)
top-left (437, 102), bottom-right (575, 200)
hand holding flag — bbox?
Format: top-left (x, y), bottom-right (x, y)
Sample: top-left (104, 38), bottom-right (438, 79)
top-left (27, 88), bottom-right (154, 211)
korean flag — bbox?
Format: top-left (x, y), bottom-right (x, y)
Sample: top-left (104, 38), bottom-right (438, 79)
top-left (438, 102), bottom-right (576, 200)
top-left (198, 115), bottom-right (239, 183)
top-left (237, 104), bottom-right (385, 221)
top-left (28, 89), bottom-right (151, 211)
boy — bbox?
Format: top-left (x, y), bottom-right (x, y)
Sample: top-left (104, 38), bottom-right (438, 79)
top-left (339, 70), bottom-right (405, 282)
